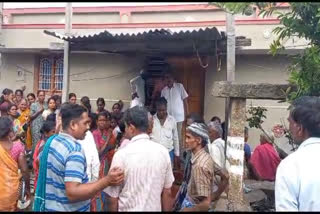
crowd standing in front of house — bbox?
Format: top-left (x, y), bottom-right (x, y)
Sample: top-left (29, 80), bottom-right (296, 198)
top-left (1, 72), bottom-right (320, 211)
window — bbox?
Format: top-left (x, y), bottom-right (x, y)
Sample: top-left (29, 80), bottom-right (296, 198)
top-left (38, 55), bottom-right (64, 91)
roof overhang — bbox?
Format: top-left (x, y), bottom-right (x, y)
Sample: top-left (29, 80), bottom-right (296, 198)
top-left (44, 27), bottom-right (224, 56)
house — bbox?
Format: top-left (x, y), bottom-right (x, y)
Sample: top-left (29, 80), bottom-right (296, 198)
top-left (0, 3), bottom-right (307, 149)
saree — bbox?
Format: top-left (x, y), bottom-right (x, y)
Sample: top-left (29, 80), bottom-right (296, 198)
top-left (33, 134), bottom-right (57, 212)
top-left (0, 144), bottom-right (21, 211)
top-left (250, 142), bottom-right (281, 181)
top-left (92, 129), bottom-right (116, 211)
top-left (17, 109), bottom-right (32, 150)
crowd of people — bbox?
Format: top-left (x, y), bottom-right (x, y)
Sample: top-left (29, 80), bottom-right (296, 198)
top-left (0, 71), bottom-right (320, 211)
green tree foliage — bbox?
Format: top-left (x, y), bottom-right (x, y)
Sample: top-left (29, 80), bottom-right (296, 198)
top-left (212, 2), bottom-right (320, 103)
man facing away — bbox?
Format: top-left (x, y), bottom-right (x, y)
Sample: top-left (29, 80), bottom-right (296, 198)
top-left (275, 96), bottom-right (320, 211)
top-left (104, 106), bottom-right (175, 211)
top-left (34, 103), bottom-right (124, 212)
top-left (161, 70), bottom-right (189, 165)
top-left (150, 97), bottom-right (180, 168)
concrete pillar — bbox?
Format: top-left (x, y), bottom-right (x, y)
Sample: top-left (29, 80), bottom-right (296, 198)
top-left (226, 97), bottom-right (250, 211)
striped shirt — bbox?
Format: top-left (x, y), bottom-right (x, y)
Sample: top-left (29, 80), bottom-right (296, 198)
top-left (188, 148), bottom-right (214, 204)
top-left (41, 133), bottom-right (90, 212)
top-left (104, 134), bottom-right (174, 211)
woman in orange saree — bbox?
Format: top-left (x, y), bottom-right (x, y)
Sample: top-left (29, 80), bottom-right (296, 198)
top-left (0, 117), bottom-right (30, 211)
top-left (17, 98), bottom-right (32, 150)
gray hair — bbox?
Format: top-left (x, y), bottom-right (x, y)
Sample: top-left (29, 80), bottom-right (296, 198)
top-left (260, 132), bottom-right (274, 143)
top-left (208, 121), bottom-right (223, 137)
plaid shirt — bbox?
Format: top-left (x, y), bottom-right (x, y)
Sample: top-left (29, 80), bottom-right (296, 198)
top-left (187, 148), bottom-right (214, 204)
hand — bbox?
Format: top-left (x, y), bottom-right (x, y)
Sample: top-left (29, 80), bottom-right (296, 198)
top-left (105, 167), bottom-right (124, 187)
top-left (21, 85), bottom-right (26, 91)
top-left (39, 105), bottom-right (44, 113)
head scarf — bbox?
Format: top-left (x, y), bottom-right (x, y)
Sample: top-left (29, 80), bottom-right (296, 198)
top-left (186, 122), bottom-right (210, 146)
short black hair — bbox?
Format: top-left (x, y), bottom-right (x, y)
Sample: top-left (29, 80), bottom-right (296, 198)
top-left (47, 97), bottom-right (56, 105)
top-left (89, 112), bottom-right (98, 130)
top-left (37, 90), bottom-right (45, 96)
top-left (155, 97), bottom-right (167, 108)
top-left (123, 106), bottom-right (149, 132)
top-left (211, 116), bottom-right (221, 124)
top-left (186, 112), bottom-right (204, 123)
top-left (97, 97), bottom-right (105, 106)
top-left (60, 103), bottom-right (87, 130)
top-left (98, 111), bottom-right (111, 120)
top-left (27, 93), bottom-right (36, 99)
top-left (15, 89), bottom-right (23, 96)
top-left (118, 120), bottom-right (126, 133)
top-left (290, 96), bottom-right (320, 137)
top-left (7, 103), bottom-right (17, 112)
top-left (80, 96), bottom-right (91, 113)
top-left (112, 102), bottom-right (120, 109)
top-left (40, 120), bottom-right (56, 134)
top-left (52, 95), bottom-right (61, 103)
top-left (0, 117), bottom-right (13, 139)
top-left (2, 88), bottom-right (13, 96)
top-left (69, 93), bottom-right (76, 100)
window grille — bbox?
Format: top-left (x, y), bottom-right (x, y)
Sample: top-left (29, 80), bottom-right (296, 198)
top-left (39, 58), bottom-right (53, 90)
top-left (55, 58), bottom-right (64, 91)
top-left (38, 56), bottom-right (63, 91)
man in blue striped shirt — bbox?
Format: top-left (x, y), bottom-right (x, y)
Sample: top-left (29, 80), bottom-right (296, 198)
top-left (39, 103), bottom-right (124, 211)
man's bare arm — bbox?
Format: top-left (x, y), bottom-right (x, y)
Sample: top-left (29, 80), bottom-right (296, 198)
top-left (108, 196), bottom-right (119, 212)
top-left (161, 187), bottom-right (172, 211)
top-left (212, 168), bottom-right (229, 201)
top-left (183, 98), bottom-right (189, 119)
top-left (65, 167), bottom-right (124, 202)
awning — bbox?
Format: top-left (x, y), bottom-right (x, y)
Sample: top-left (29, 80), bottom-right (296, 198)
top-left (44, 27), bottom-right (222, 43)
top-left (44, 27), bottom-right (223, 55)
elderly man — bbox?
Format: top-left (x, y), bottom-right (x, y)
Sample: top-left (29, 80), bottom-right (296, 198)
top-left (105, 106), bottom-right (174, 211)
top-left (161, 70), bottom-right (188, 164)
top-left (207, 121), bottom-right (225, 169)
top-left (275, 96), bottom-right (320, 211)
top-left (173, 123), bottom-right (213, 211)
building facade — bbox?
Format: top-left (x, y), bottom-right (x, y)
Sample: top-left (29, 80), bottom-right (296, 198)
top-left (0, 3), bottom-right (307, 149)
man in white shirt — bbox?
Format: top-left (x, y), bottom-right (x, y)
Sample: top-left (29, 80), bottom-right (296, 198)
top-left (275, 96), bottom-right (320, 211)
top-left (77, 130), bottom-right (100, 182)
top-left (150, 97), bottom-right (179, 167)
top-left (104, 106), bottom-right (174, 211)
top-left (207, 121), bottom-right (225, 169)
top-left (161, 71), bottom-right (189, 165)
